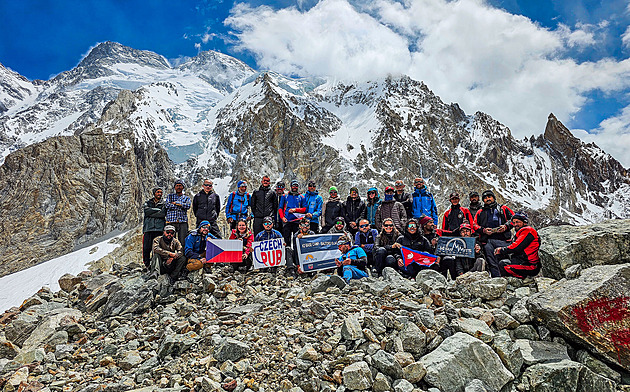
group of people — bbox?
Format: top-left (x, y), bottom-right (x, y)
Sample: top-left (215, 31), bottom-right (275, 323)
top-left (142, 176), bottom-right (541, 284)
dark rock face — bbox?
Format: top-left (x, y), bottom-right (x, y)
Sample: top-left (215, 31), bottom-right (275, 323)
top-left (0, 126), bottom-right (173, 277)
top-left (527, 264), bottom-right (630, 370)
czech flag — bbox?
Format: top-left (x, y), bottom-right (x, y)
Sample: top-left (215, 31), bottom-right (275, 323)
top-left (206, 239), bottom-right (243, 263)
top-left (400, 246), bottom-right (438, 267)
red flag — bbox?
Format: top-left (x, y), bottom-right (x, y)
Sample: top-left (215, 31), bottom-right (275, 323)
top-left (401, 246), bottom-right (438, 267)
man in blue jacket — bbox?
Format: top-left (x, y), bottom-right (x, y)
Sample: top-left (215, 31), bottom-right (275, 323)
top-left (335, 235), bottom-right (369, 283)
top-left (303, 181), bottom-right (323, 233)
top-left (279, 180), bottom-right (306, 246)
top-left (411, 178), bottom-right (438, 225)
top-left (184, 220), bottom-right (216, 273)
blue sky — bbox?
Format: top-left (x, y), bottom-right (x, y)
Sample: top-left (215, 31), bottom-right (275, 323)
top-left (1, 0), bottom-right (630, 165)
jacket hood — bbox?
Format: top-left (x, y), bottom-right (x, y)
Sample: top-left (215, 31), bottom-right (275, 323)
top-left (306, 190), bottom-right (319, 196)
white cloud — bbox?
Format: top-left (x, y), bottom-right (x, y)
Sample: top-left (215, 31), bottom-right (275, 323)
top-left (622, 25), bottom-right (630, 49)
top-left (224, 0), bottom-right (630, 164)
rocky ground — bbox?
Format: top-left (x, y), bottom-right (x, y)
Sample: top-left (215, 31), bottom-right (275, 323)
top-left (1, 253), bottom-right (629, 392)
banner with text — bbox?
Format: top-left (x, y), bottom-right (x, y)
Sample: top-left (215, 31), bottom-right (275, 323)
top-left (297, 233), bottom-right (343, 273)
top-left (435, 237), bottom-right (476, 258)
top-left (252, 238), bottom-right (286, 270)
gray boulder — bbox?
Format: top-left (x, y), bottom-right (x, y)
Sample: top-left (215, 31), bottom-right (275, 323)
top-left (399, 322), bottom-right (426, 355)
top-left (453, 318), bottom-right (494, 344)
top-left (341, 316), bottom-right (363, 341)
top-left (157, 331), bottom-right (200, 359)
top-left (492, 330), bottom-right (523, 377)
top-left (538, 220), bottom-right (630, 279)
top-left (520, 359), bottom-right (582, 392)
top-left (306, 274), bottom-right (346, 295)
top-left (514, 339), bottom-right (570, 365)
top-left (382, 267), bottom-right (414, 293)
top-left (213, 337), bottom-right (250, 362)
top-left (527, 264), bottom-right (630, 370)
top-left (342, 361), bottom-right (373, 390)
top-left (420, 332), bottom-right (513, 392)
top-left (372, 350), bottom-right (404, 379)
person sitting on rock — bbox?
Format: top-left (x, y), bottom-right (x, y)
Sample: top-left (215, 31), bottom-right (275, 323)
top-left (494, 212), bottom-right (541, 279)
top-left (454, 223), bottom-right (486, 276)
top-left (374, 218), bottom-right (401, 277)
top-left (151, 225), bottom-right (187, 284)
top-left (354, 218), bottom-right (379, 274)
top-left (441, 192), bottom-right (474, 235)
top-left (321, 186), bottom-right (345, 233)
top-left (184, 220), bottom-right (216, 274)
top-left (335, 235), bottom-right (369, 283)
top-left (142, 187), bottom-right (166, 270)
top-left (229, 219), bottom-right (254, 272)
top-left (419, 216), bottom-right (456, 278)
top-left (375, 186), bottom-right (407, 232)
top-left (393, 218), bottom-right (436, 279)
top-left (473, 190), bottom-right (515, 278)
top-left (292, 218), bottom-right (315, 278)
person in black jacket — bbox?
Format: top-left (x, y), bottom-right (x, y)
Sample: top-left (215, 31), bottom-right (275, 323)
top-left (394, 180), bottom-right (413, 219)
top-left (251, 175), bottom-right (279, 236)
top-left (344, 187), bottom-right (366, 236)
top-left (192, 179), bottom-right (222, 239)
top-left (468, 191), bottom-right (482, 220)
top-left (393, 218), bottom-right (437, 278)
top-left (321, 186), bottom-right (345, 233)
top-left (274, 181), bottom-right (286, 232)
top-left (374, 218), bottom-right (401, 277)
top-left (473, 190), bottom-right (515, 277)
top-left (143, 187), bottom-right (166, 269)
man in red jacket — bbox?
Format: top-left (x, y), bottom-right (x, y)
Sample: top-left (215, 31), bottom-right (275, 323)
top-left (494, 212), bottom-right (541, 279)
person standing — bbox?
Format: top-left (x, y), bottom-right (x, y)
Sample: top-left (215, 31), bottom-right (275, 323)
top-left (274, 181), bottom-right (286, 232)
top-left (365, 187), bottom-right (381, 227)
top-left (192, 179), bottom-right (222, 238)
top-left (303, 181), bottom-right (323, 234)
top-left (441, 192), bottom-right (474, 235)
top-left (321, 186), bottom-right (345, 233)
top-left (165, 179), bottom-right (192, 245)
top-left (225, 180), bottom-right (253, 231)
top-left (142, 187), bottom-right (166, 270)
top-left (251, 175), bottom-right (278, 237)
top-left (394, 180), bottom-right (413, 219)
top-left (344, 187), bottom-right (366, 236)
top-left (468, 191), bottom-right (483, 219)
top-left (411, 178), bottom-right (438, 225)
top-left (375, 186), bottom-right (407, 232)
top-left (279, 180), bottom-right (306, 246)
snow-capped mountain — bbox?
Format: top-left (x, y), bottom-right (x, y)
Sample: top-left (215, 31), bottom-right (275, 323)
top-left (0, 42), bottom-right (629, 275)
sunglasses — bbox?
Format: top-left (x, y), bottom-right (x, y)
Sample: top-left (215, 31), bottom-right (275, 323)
top-left (383, 224), bottom-right (394, 228)
top-left (165, 231), bottom-right (175, 234)
top-left (330, 191), bottom-right (338, 194)
top-left (367, 191), bottom-right (376, 195)
top-left (359, 224), bottom-right (369, 228)
top-left (263, 222), bottom-right (273, 225)
top-left (407, 224), bottom-right (417, 228)
top-left (203, 184), bottom-right (213, 187)
top-left (335, 221), bottom-right (343, 225)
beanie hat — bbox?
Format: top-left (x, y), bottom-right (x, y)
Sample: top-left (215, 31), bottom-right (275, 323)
top-left (482, 190), bottom-right (495, 199)
top-left (276, 181), bottom-right (285, 188)
top-left (384, 186), bottom-right (395, 193)
top-left (199, 220), bottom-right (210, 228)
top-left (291, 180), bottom-right (299, 187)
top-left (152, 187), bottom-right (163, 195)
top-left (469, 191), bottom-right (479, 197)
top-left (329, 186), bottom-right (338, 193)
top-left (460, 223), bottom-right (472, 230)
top-left (418, 216), bottom-right (432, 226)
top-left (174, 179), bottom-right (185, 189)
top-left (350, 187), bottom-right (359, 194)
top-left (263, 216), bottom-right (274, 223)
top-left (308, 180), bottom-right (316, 187)
top-left (237, 180), bottom-right (247, 188)
top-left (512, 211), bottom-right (529, 223)
top-left (336, 235), bottom-right (352, 246)
top-left (449, 192), bottom-right (460, 199)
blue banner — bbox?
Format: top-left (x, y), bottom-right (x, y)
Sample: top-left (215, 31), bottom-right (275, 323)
top-left (435, 237), bottom-right (477, 258)
top-left (297, 233), bottom-right (344, 273)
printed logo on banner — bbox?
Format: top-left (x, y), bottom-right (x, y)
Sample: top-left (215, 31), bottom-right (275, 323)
top-left (252, 239), bottom-right (286, 270)
top-left (297, 233), bottom-right (344, 273)
top-left (435, 237), bottom-right (476, 258)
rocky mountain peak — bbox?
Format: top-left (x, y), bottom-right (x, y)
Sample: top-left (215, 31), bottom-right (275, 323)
top-left (177, 50), bottom-right (255, 93)
top-left (77, 41), bottom-right (170, 70)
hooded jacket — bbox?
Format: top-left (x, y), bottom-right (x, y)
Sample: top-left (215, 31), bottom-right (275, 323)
top-left (225, 191), bottom-right (252, 221)
top-left (365, 187), bottom-right (381, 226)
top-left (303, 190), bottom-right (324, 224)
top-left (411, 187), bottom-right (438, 224)
top-left (321, 195), bottom-right (345, 228)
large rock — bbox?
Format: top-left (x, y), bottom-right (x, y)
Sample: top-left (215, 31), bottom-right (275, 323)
top-left (213, 338), bottom-right (250, 362)
top-left (520, 360), bottom-right (585, 392)
top-left (514, 339), bottom-right (570, 365)
top-left (527, 264), bottom-right (630, 370)
top-left (420, 332), bottom-right (513, 392)
top-left (342, 361), bottom-right (373, 390)
top-left (0, 125), bottom-right (174, 277)
top-left (538, 220), bottom-right (630, 279)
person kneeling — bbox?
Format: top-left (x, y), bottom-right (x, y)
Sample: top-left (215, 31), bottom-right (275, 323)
top-left (151, 225), bottom-right (187, 284)
top-left (184, 220), bottom-right (216, 274)
top-left (335, 235), bottom-right (369, 283)
top-left (494, 212), bottom-right (541, 279)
